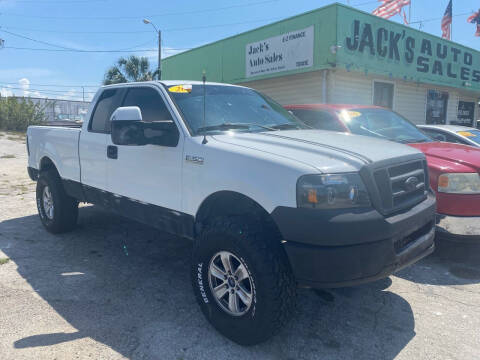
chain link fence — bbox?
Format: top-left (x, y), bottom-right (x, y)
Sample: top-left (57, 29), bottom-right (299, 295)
top-left (20, 97), bottom-right (91, 123)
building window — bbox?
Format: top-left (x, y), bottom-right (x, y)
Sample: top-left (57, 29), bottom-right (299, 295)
top-left (453, 101), bottom-right (475, 127)
top-left (426, 90), bottom-right (448, 125)
top-left (373, 81), bottom-right (394, 109)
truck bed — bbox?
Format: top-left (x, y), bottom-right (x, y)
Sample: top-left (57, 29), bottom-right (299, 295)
top-left (27, 126), bottom-right (81, 183)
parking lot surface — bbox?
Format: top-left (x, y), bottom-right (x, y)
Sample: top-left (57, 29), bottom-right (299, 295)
top-left (1, 132), bottom-right (480, 360)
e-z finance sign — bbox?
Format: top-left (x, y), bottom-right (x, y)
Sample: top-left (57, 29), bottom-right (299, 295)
top-left (246, 26), bottom-right (314, 78)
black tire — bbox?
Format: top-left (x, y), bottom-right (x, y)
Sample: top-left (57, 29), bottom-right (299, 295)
top-left (36, 169), bottom-right (78, 234)
top-left (192, 215), bottom-right (296, 345)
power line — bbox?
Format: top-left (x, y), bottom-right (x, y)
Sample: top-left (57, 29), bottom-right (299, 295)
top-left (0, 28), bottom-right (78, 50)
top-left (410, 11), bottom-right (472, 25)
top-left (0, 16), bottom-right (285, 35)
top-left (0, 0), bottom-right (108, 3)
top-left (0, 86), bottom-right (97, 94)
top-left (1, 26), bottom-right (152, 34)
top-left (350, 1), bottom-right (379, 6)
top-left (1, 90), bottom-right (92, 100)
top-left (2, 46), bottom-right (175, 53)
top-left (0, 81), bottom-right (99, 88)
top-left (0, 0), bottom-right (278, 20)
top-left (0, 29), bottom-right (157, 51)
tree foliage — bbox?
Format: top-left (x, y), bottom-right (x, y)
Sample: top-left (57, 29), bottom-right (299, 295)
top-left (0, 96), bottom-right (47, 132)
top-left (103, 55), bottom-right (158, 85)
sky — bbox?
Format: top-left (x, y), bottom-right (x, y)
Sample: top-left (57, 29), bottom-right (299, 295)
top-left (0, 0), bottom-right (478, 101)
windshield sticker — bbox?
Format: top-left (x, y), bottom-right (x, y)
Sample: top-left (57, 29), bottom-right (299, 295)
top-left (168, 85), bottom-right (192, 93)
top-left (458, 131), bottom-right (475, 137)
top-left (347, 111), bottom-right (362, 118)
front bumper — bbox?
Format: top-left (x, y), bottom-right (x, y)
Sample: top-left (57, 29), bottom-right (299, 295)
top-left (436, 214), bottom-right (480, 242)
top-left (271, 193), bottom-right (436, 288)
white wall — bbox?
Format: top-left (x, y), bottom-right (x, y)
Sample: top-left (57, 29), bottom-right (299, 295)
top-left (328, 71), bottom-right (372, 106)
top-left (239, 71), bottom-right (324, 105)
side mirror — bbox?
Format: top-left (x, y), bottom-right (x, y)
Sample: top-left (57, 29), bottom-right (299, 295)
top-left (143, 120), bottom-right (179, 147)
top-left (111, 106), bottom-right (145, 146)
top-left (110, 106), bottom-right (179, 147)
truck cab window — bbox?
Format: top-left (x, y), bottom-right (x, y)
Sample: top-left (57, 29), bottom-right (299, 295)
top-left (89, 89), bottom-right (122, 133)
top-left (122, 87), bottom-right (172, 122)
top-left (291, 109), bottom-right (345, 132)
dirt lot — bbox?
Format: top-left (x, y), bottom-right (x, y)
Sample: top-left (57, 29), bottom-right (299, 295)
top-left (1, 131), bottom-right (480, 360)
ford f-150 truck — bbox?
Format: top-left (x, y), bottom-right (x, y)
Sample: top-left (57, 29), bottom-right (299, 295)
top-left (286, 104), bottom-right (480, 242)
top-left (27, 81), bottom-right (436, 345)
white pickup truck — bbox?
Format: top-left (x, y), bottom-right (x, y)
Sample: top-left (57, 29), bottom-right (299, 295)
top-left (27, 81), bottom-right (436, 345)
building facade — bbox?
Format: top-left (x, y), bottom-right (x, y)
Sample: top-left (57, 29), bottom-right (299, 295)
top-left (163, 3), bottom-right (480, 127)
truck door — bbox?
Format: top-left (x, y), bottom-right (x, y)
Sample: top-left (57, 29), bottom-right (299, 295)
top-left (80, 88), bottom-right (124, 195)
top-left (106, 85), bottom-right (184, 214)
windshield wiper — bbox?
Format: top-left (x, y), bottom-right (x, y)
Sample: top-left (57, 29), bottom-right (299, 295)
top-left (397, 138), bottom-right (430, 144)
top-left (196, 123), bottom-right (250, 134)
top-left (196, 122), bottom-right (276, 134)
top-left (269, 123), bottom-right (303, 130)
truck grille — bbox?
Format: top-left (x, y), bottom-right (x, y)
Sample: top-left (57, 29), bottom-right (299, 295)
top-left (373, 160), bottom-right (428, 215)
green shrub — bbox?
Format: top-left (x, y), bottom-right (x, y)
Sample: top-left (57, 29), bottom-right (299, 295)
top-left (0, 97), bottom-right (48, 132)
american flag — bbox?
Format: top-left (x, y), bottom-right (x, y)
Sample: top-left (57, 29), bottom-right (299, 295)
top-left (441, 0), bottom-right (452, 40)
top-left (372, 0), bottom-right (411, 20)
top-left (467, 10), bottom-right (480, 37)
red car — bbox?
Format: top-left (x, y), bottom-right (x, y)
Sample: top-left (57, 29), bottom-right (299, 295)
top-left (286, 104), bottom-right (480, 241)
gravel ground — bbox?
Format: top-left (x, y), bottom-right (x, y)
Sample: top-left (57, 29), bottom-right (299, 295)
top-left (1, 131), bottom-right (480, 360)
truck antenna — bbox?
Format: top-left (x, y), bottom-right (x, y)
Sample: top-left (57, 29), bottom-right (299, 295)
top-left (201, 70), bottom-right (208, 145)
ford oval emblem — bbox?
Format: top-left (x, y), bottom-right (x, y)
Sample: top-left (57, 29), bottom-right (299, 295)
top-left (404, 176), bottom-right (419, 192)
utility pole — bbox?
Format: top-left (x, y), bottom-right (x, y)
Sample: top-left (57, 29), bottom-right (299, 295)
top-left (82, 86), bottom-right (85, 102)
top-left (157, 30), bottom-right (162, 80)
top-left (143, 19), bottom-right (161, 80)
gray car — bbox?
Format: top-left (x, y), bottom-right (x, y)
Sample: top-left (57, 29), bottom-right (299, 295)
top-left (418, 124), bottom-right (480, 147)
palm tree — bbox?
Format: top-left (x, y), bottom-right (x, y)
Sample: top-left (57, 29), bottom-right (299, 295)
top-left (103, 55), bottom-right (158, 85)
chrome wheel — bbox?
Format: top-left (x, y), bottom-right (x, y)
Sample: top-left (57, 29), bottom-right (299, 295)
top-left (42, 186), bottom-right (54, 220)
top-left (208, 251), bottom-right (253, 316)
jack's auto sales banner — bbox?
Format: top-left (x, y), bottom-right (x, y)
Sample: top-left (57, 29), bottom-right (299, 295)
top-left (337, 6), bottom-right (480, 91)
top-left (245, 26), bottom-right (314, 78)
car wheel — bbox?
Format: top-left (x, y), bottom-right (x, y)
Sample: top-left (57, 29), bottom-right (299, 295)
top-left (192, 215), bottom-right (296, 345)
top-left (36, 169), bottom-right (78, 233)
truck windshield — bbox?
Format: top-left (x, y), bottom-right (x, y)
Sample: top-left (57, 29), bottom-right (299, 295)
top-left (457, 129), bottom-right (480, 144)
top-left (339, 108), bottom-right (433, 144)
top-left (166, 84), bottom-right (306, 135)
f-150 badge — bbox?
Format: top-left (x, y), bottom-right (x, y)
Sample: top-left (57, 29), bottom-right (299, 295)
top-left (186, 155), bottom-right (204, 165)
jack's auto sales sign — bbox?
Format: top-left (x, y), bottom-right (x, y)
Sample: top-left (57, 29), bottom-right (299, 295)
top-left (246, 26), bottom-right (314, 78)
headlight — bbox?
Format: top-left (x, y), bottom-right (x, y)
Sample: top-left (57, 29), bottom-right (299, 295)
top-left (438, 173), bottom-right (480, 194)
top-left (297, 173), bottom-right (371, 209)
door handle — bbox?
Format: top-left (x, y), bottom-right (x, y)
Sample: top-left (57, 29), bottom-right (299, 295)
top-left (107, 145), bottom-right (118, 159)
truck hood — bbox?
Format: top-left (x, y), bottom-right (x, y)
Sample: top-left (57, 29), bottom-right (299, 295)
top-left (212, 130), bottom-right (424, 173)
top-left (409, 142), bottom-right (480, 172)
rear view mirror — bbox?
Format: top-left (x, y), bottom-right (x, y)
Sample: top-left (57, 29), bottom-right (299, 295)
top-left (110, 106), bottom-right (179, 147)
